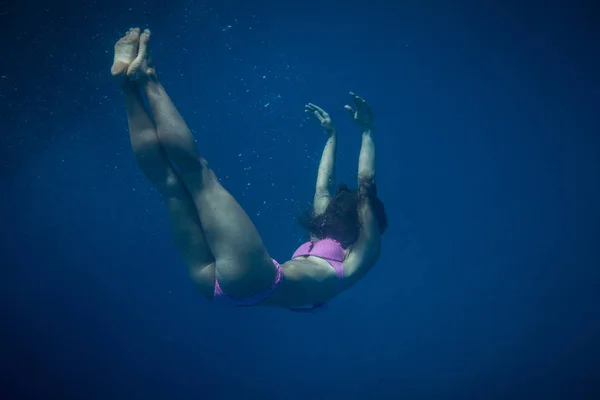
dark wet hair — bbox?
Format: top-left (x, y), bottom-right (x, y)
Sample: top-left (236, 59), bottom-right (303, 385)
top-left (297, 178), bottom-right (388, 248)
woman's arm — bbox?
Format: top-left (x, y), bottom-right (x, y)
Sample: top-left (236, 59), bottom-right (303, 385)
top-left (305, 103), bottom-right (337, 216)
top-left (358, 128), bottom-right (375, 181)
top-left (342, 93), bottom-right (381, 283)
top-left (314, 130), bottom-right (337, 214)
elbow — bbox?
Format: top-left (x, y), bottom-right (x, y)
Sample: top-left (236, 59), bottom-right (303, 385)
top-left (357, 175), bottom-right (377, 199)
top-left (358, 170), bottom-right (375, 182)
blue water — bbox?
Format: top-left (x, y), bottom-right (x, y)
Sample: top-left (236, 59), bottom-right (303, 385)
top-left (2, 1), bottom-right (599, 399)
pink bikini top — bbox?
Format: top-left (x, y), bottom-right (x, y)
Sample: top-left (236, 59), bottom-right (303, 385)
top-left (292, 238), bottom-right (346, 285)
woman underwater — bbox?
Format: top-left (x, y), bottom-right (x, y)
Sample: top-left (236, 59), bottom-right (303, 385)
top-left (112, 28), bottom-right (388, 310)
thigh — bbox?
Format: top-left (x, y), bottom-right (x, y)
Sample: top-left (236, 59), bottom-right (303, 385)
top-left (135, 141), bottom-right (216, 298)
top-left (163, 187), bottom-right (216, 300)
top-left (181, 165), bottom-right (277, 298)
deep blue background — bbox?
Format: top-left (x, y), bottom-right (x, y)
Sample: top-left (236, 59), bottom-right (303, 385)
top-left (1, 0), bottom-right (599, 399)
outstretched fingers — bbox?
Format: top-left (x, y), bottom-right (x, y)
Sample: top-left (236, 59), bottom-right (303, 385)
top-left (350, 91), bottom-right (368, 109)
top-left (305, 103), bottom-right (328, 123)
top-left (346, 92), bottom-right (372, 116)
top-left (306, 103), bottom-right (327, 114)
top-left (344, 104), bottom-right (355, 117)
top-left (345, 92), bottom-right (374, 130)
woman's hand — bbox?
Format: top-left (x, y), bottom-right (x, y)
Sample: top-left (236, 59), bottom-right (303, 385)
top-left (344, 92), bottom-right (374, 131)
top-left (305, 103), bottom-right (335, 135)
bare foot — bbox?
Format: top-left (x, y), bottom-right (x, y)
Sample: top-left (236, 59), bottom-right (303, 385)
top-left (111, 28), bottom-right (140, 77)
top-left (127, 29), bottom-right (152, 80)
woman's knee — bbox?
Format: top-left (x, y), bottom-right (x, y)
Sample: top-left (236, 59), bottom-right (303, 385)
top-left (178, 161), bottom-right (220, 197)
top-left (131, 128), bottom-right (161, 155)
top-left (157, 171), bottom-right (188, 198)
top-left (158, 131), bottom-right (203, 171)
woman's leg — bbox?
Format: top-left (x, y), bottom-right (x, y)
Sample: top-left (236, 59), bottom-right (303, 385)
top-left (129, 30), bottom-right (277, 298)
top-left (113, 28), bottom-right (215, 298)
